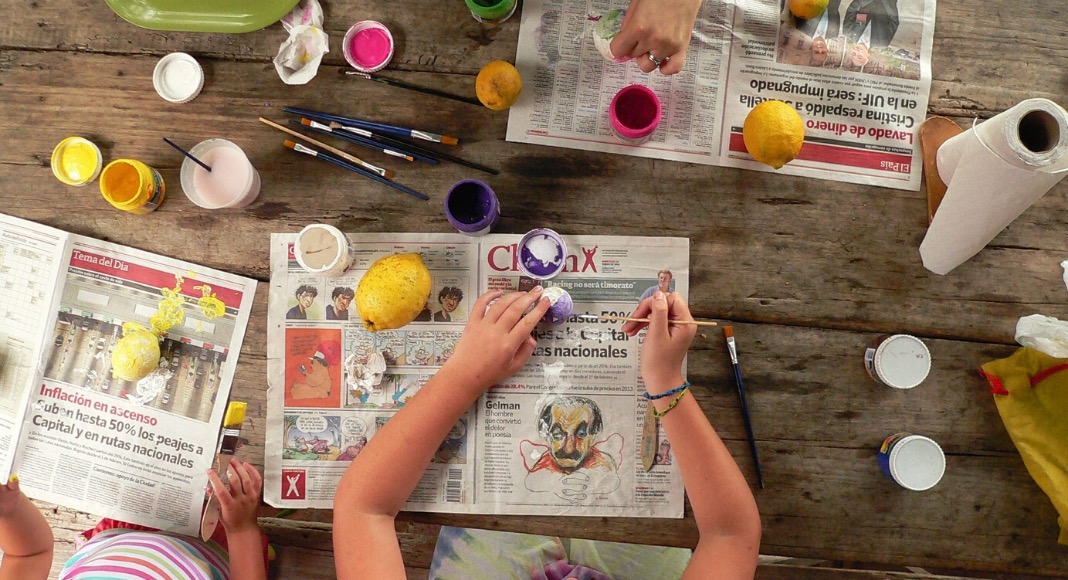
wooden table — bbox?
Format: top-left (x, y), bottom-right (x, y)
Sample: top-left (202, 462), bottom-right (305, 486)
top-left (3, 1), bottom-right (1066, 577)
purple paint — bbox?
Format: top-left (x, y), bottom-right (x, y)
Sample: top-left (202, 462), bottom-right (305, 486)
top-left (343, 21), bottom-right (394, 73)
top-left (609, 85), bottom-right (661, 143)
top-left (445, 179), bottom-right (500, 236)
top-left (518, 228), bottom-right (567, 280)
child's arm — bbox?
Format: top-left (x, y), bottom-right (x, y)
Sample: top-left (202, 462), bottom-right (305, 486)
top-left (208, 459), bottom-right (266, 580)
top-left (0, 476), bottom-right (53, 580)
top-left (334, 288), bottom-right (550, 580)
top-left (623, 292), bottom-right (762, 579)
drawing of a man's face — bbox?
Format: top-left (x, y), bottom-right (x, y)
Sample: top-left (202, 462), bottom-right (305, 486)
top-left (538, 397), bottom-right (603, 472)
top-left (301, 358), bottom-right (331, 389)
top-left (811, 37), bottom-right (828, 63)
top-left (297, 291), bottom-right (316, 310)
top-left (333, 293), bottom-right (351, 312)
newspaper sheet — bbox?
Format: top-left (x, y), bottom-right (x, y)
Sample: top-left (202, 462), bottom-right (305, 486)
top-left (265, 233), bottom-right (688, 518)
top-left (0, 213), bottom-right (258, 535)
top-left (508, 0), bottom-right (936, 190)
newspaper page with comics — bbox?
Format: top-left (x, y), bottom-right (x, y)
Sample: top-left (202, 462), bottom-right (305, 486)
top-left (265, 232), bottom-right (688, 518)
top-left (0, 213), bottom-right (257, 535)
top-left (508, 0), bottom-right (936, 190)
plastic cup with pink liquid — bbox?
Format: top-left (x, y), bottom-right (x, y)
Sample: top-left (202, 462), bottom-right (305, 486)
top-left (180, 139), bottom-right (261, 209)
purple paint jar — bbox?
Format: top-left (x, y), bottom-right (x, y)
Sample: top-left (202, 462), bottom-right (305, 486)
top-left (609, 85), bottom-right (662, 144)
top-left (517, 228), bottom-right (567, 280)
top-left (445, 179), bottom-right (500, 236)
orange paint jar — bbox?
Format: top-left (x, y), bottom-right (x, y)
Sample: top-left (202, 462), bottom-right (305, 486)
top-left (99, 159), bottom-right (166, 214)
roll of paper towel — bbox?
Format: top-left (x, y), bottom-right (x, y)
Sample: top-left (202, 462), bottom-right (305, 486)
top-left (919, 98), bottom-right (1068, 275)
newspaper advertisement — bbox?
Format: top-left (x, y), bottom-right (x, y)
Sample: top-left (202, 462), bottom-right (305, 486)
top-left (0, 213), bottom-right (258, 535)
top-left (265, 233), bottom-right (688, 518)
top-left (508, 0), bottom-right (936, 190)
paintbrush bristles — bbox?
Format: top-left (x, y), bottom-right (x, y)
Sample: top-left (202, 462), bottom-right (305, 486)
top-left (724, 326), bottom-right (734, 337)
top-left (257, 117), bottom-right (396, 180)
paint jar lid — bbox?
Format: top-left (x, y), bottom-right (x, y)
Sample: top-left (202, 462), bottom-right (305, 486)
top-left (888, 434), bottom-right (945, 491)
top-left (517, 228), bottom-right (567, 280)
top-left (51, 136), bottom-right (103, 186)
top-left (873, 334), bottom-right (931, 389)
top-left (294, 224), bottom-right (353, 278)
top-left (342, 20), bottom-right (395, 73)
top-left (153, 52), bottom-right (205, 104)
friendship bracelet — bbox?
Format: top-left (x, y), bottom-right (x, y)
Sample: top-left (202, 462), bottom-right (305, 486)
top-left (652, 387), bottom-right (690, 419)
top-left (643, 381), bottom-right (691, 400)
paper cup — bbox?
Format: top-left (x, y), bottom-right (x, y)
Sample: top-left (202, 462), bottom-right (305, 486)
top-left (445, 179), bottom-right (500, 236)
top-left (342, 21), bottom-right (395, 73)
top-left (517, 228), bottom-right (567, 280)
top-left (153, 52), bottom-right (204, 104)
top-left (609, 85), bottom-right (661, 144)
top-left (180, 139), bottom-right (261, 209)
top-left (878, 433), bottom-right (945, 491)
top-left (864, 334), bottom-right (931, 389)
top-left (294, 224), bottom-right (354, 278)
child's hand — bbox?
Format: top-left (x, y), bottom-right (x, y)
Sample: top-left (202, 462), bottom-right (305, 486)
top-left (0, 476), bottom-right (22, 519)
top-left (444, 288), bottom-right (550, 392)
top-left (208, 459), bottom-right (262, 534)
top-left (622, 291), bottom-right (696, 393)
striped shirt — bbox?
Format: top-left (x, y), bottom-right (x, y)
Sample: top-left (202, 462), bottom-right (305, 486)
top-left (60, 528), bottom-right (230, 580)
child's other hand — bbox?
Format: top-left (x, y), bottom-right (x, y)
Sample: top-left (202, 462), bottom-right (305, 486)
top-left (209, 459), bottom-right (262, 534)
top-left (623, 291), bottom-right (696, 393)
top-left (445, 288), bottom-right (550, 392)
top-left (0, 476), bottom-right (22, 518)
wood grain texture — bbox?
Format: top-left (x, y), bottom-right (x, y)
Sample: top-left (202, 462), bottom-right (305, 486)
top-left (3, 0), bottom-right (1068, 577)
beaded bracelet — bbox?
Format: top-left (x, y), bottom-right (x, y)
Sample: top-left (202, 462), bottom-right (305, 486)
top-left (652, 387), bottom-right (690, 419)
top-left (643, 381), bottom-right (691, 400)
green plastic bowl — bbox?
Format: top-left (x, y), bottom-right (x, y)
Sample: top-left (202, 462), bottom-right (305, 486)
top-left (104, 0), bottom-right (300, 33)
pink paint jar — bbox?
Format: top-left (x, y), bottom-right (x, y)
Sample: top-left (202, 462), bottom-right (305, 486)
top-left (609, 85), bottom-right (661, 144)
top-left (180, 139), bottom-right (261, 209)
top-left (343, 21), bottom-right (395, 73)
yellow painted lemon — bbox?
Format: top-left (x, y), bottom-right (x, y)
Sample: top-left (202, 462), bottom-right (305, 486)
top-left (356, 253), bottom-right (432, 332)
top-left (111, 326), bottom-right (161, 382)
top-left (476, 60), bottom-right (523, 111)
top-left (788, 0), bottom-right (829, 20)
top-left (742, 100), bottom-right (805, 170)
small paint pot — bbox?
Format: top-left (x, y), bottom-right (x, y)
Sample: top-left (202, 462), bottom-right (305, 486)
top-left (465, 0), bottom-right (518, 24)
top-left (51, 136), bottom-right (103, 186)
top-left (877, 433), bottom-right (945, 491)
top-left (542, 286), bottom-right (573, 324)
top-left (445, 179), bottom-right (500, 236)
top-left (864, 334), bottom-right (931, 389)
top-left (99, 159), bottom-right (166, 214)
top-left (294, 224), bottom-right (354, 278)
top-left (180, 139), bottom-right (261, 209)
top-left (609, 85), bottom-right (662, 144)
top-left (517, 228), bottom-right (567, 280)
top-left (153, 52), bottom-right (204, 104)
top-left (343, 21), bottom-right (395, 73)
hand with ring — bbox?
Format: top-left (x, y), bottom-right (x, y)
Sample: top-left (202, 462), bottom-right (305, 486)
top-left (609, 0), bottom-right (703, 75)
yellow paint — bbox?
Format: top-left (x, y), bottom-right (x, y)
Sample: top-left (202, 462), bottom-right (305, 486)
top-left (194, 284), bottom-right (226, 320)
top-left (223, 402), bottom-right (247, 427)
top-left (111, 323), bottom-right (161, 382)
top-left (51, 137), bottom-right (102, 186)
top-left (99, 159), bottom-right (166, 214)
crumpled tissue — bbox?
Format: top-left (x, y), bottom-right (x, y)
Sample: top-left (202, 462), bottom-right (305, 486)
top-left (274, 0), bottom-right (329, 85)
top-left (1015, 314), bottom-right (1068, 358)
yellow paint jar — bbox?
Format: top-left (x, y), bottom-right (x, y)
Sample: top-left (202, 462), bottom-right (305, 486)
top-left (51, 137), bottom-right (103, 186)
top-left (99, 159), bottom-right (166, 214)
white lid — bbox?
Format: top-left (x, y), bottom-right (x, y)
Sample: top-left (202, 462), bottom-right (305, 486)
top-left (889, 435), bottom-right (945, 491)
top-left (153, 53), bottom-right (205, 104)
top-left (874, 334), bottom-right (931, 389)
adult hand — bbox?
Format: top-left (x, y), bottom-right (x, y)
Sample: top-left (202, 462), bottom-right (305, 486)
top-left (208, 459), bottom-right (263, 534)
top-left (444, 288), bottom-right (550, 392)
top-left (622, 291), bottom-right (696, 392)
top-left (609, 0), bottom-right (703, 75)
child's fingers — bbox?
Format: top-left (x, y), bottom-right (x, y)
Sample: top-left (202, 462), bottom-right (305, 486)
top-left (470, 290), bottom-right (502, 323)
top-left (242, 462), bottom-right (263, 494)
top-left (207, 470), bottom-right (233, 509)
top-left (231, 458), bottom-right (252, 496)
top-left (484, 290), bottom-right (528, 323)
top-left (622, 298), bottom-right (655, 335)
top-left (498, 287), bottom-right (544, 330)
top-left (509, 335), bottom-right (538, 374)
top-left (510, 296), bottom-right (550, 343)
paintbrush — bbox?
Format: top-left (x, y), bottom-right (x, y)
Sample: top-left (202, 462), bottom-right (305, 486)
top-left (297, 118), bottom-right (414, 162)
top-left (283, 106), bottom-right (458, 145)
top-left (258, 117), bottom-right (395, 180)
top-left (575, 314), bottom-right (719, 327)
top-left (724, 326), bottom-right (764, 489)
top-left (345, 71), bottom-right (484, 107)
top-left (163, 137), bottom-right (211, 172)
top-left (326, 121), bottom-right (499, 175)
top-left (283, 140), bottom-right (429, 201)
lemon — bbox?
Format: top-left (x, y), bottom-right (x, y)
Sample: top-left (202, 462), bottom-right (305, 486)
top-left (356, 253), bottom-right (432, 332)
top-left (476, 60), bottom-right (523, 111)
top-left (111, 327), bottom-right (161, 382)
top-left (788, 0), bottom-right (829, 20)
top-left (742, 100), bottom-right (805, 170)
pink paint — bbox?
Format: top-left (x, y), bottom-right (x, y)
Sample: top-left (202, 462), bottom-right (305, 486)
top-left (609, 85), bottom-right (662, 143)
top-left (343, 21), bottom-right (395, 73)
top-left (181, 140), bottom-right (261, 209)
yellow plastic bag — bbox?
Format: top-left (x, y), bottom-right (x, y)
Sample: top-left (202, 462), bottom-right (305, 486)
top-left (980, 347), bottom-right (1068, 544)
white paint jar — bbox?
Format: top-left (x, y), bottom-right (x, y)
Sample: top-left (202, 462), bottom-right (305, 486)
top-left (864, 334), bottom-right (931, 389)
